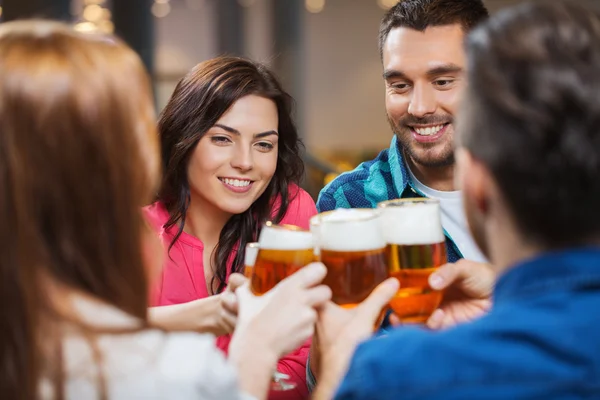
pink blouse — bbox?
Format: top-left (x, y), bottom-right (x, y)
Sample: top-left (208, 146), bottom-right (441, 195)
top-left (144, 184), bottom-right (317, 399)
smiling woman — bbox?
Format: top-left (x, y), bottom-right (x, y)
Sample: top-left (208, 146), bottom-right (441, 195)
top-left (188, 95), bottom-right (279, 213)
top-left (144, 56), bottom-right (317, 399)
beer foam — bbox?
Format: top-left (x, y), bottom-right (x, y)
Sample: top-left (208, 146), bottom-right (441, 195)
top-left (309, 215), bottom-right (321, 256)
top-left (245, 243), bottom-right (260, 267)
top-left (316, 209), bottom-right (385, 252)
top-left (380, 202), bottom-right (444, 245)
top-left (258, 224), bottom-right (313, 250)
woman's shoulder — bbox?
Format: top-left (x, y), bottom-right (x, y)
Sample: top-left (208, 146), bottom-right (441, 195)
top-left (274, 184), bottom-right (318, 230)
top-left (124, 331), bottom-right (244, 399)
top-left (63, 297), bottom-right (239, 398)
top-left (152, 331), bottom-right (236, 383)
top-left (143, 201), bottom-right (170, 233)
top-left (64, 327), bottom-right (244, 399)
top-left (287, 183), bottom-right (313, 204)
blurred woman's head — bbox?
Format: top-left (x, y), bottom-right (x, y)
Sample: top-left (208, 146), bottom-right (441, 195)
top-left (158, 56), bottom-right (304, 293)
top-left (0, 20), bottom-right (158, 398)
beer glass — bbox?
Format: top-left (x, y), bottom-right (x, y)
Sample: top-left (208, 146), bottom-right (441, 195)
top-left (242, 240), bottom-right (299, 391)
top-left (250, 222), bottom-right (314, 295)
top-left (378, 198), bottom-right (447, 324)
top-left (243, 242), bottom-right (260, 279)
top-left (315, 209), bottom-right (388, 308)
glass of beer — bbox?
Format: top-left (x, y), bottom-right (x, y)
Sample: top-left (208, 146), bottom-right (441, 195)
top-left (250, 222), bottom-right (314, 295)
top-left (378, 198), bottom-right (447, 324)
top-left (243, 242), bottom-right (260, 279)
top-left (242, 240), bottom-right (302, 391)
top-left (315, 209), bottom-right (388, 308)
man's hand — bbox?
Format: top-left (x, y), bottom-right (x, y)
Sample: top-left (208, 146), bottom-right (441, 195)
top-left (312, 278), bottom-right (399, 400)
top-left (425, 259), bottom-right (495, 329)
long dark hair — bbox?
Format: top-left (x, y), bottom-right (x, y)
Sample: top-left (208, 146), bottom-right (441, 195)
top-left (0, 21), bottom-right (158, 400)
top-left (158, 56), bottom-right (304, 294)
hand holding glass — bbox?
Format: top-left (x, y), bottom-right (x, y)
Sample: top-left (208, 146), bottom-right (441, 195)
top-left (378, 198), bottom-right (447, 324)
top-left (313, 209), bottom-right (388, 308)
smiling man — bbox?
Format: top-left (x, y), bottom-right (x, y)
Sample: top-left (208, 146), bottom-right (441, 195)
top-left (308, 1), bottom-right (492, 389)
top-left (317, 0), bottom-right (489, 264)
top-left (309, 5), bottom-right (492, 381)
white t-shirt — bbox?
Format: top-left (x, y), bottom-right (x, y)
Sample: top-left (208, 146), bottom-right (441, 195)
top-left (407, 166), bottom-right (487, 263)
top-left (40, 297), bottom-right (255, 400)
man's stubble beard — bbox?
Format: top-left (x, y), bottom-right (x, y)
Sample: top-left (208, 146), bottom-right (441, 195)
top-left (388, 116), bottom-right (455, 168)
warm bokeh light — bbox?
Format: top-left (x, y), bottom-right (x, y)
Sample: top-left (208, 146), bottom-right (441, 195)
top-left (306, 0), bottom-right (325, 14)
top-left (83, 4), bottom-right (104, 22)
top-left (378, 0), bottom-right (398, 10)
top-left (74, 21), bottom-right (98, 33)
top-left (75, 0), bottom-right (113, 33)
top-left (152, 2), bottom-right (172, 18)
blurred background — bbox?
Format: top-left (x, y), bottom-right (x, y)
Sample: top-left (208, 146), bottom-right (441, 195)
top-left (1, 0), bottom-right (596, 199)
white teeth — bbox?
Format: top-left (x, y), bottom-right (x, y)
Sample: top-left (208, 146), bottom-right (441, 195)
top-left (414, 124), bottom-right (444, 136)
top-left (222, 178), bottom-right (251, 187)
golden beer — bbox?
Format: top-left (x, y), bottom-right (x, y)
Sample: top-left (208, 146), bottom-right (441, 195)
top-left (386, 242), bottom-right (447, 323)
top-left (250, 223), bottom-right (314, 295)
top-left (320, 248), bottom-right (387, 307)
top-left (379, 198), bottom-right (447, 324)
top-left (315, 209), bottom-right (387, 308)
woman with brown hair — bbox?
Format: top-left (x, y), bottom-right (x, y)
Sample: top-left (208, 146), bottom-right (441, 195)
top-left (145, 57), bottom-right (318, 398)
top-left (0, 20), bottom-right (330, 400)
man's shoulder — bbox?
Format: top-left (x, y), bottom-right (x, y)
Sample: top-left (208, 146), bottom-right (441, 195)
top-left (337, 305), bottom-right (600, 400)
top-left (329, 149), bottom-right (392, 187)
top-left (336, 323), bottom-right (495, 399)
top-left (317, 147), bottom-right (397, 211)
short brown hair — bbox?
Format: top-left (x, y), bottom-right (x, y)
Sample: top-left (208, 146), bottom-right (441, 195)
top-left (461, 1), bottom-right (600, 247)
top-left (379, 0), bottom-right (489, 58)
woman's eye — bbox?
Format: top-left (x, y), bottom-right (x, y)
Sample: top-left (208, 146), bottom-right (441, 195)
top-left (211, 136), bottom-right (231, 145)
top-left (256, 142), bottom-right (274, 151)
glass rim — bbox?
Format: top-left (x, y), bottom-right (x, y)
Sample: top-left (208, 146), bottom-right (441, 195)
top-left (377, 197), bottom-right (439, 208)
top-left (263, 221), bottom-right (309, 232)
top-left (311, 208), bottom-right (381, 225)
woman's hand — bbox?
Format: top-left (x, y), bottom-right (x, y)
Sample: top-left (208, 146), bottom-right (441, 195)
top-left (312, 278), bottom-right (399, 400)
top-left (229, 263), bottom-right (331, 400)
top-left (233, 263), bottom-right (331, 356)
top-left (212, 274), bottom-right (246, 335)
top-left (148, 274), bottom-right (246, 336)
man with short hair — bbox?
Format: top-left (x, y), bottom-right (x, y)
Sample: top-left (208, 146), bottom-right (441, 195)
top-left (314, 1), bottom-right (600, 398)
top-left (318, 0), bottom-right (489, 266)
top-left (308, 0), bottom-right (493, 389)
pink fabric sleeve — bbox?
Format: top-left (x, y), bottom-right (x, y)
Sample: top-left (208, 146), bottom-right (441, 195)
top-left (142, 204), bottom-right (167, 305)
top-left (276, 185), bottom-right (318, 229)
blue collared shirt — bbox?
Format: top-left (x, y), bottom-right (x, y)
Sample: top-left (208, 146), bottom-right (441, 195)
top-left (316, 136), bottom-right (462, 263)
top-left (307, 136), bottom-right (464, 391)
top-left (335, 248), bottom-right (600, 399)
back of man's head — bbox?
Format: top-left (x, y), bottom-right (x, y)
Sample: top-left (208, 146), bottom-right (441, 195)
top-left (379, 0), bottom-right (489, 58)
top-left (460, 1), bottom-right (600, 249)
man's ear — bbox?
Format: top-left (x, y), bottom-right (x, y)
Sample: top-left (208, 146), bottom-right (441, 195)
top-left (455, 147), bottom-right (490, 215)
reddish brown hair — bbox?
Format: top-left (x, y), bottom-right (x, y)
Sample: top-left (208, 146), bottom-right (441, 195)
top-left (0, 21), bottom-right (159, 399)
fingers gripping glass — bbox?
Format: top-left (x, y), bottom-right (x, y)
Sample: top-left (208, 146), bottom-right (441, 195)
top-left (311, 209), bottom-right (388, 309)
top-left (243, 223), bottom-right (314, 392)
top-left (378, 198), bottom-right (447, 324)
